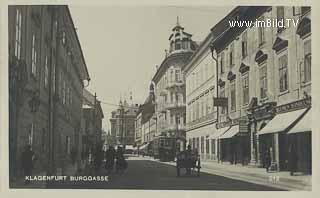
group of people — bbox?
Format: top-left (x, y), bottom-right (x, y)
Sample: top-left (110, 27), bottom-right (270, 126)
top-left (93, 145), bottom-right (128, 174)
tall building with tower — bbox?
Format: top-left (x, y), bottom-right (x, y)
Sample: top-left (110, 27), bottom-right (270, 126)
top-left (110, 95), bottom-right (139, 146)
top-left (152, 18), bottom-right (198, 151)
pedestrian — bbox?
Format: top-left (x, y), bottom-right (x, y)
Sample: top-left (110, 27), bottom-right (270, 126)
top-left (116, 146), bottom-right (127, 174)
top-left (21, 145), bottom-right (35, 185)
top-left (105, 146), bottom-right (116, 173)
top-left (185, 145), bottom-right (192, 175)
top-left (265, 148), bottom-right (271, 172)
top-left (289, 145), bottom-right (298, 176)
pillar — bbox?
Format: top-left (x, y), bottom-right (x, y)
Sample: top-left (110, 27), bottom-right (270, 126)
top-left (249, 121), bottom-right (257, 165)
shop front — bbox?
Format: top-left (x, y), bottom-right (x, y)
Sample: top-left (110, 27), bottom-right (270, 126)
top-left (219, 125), bottom-right (250, 165)
top-left (257, 98), bottom-right (311, 172)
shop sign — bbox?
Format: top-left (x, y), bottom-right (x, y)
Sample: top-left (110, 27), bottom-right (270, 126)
top-left (275, 98), bottom-right (311, 114)
top-left (217, 118), bottom-right (239, 129)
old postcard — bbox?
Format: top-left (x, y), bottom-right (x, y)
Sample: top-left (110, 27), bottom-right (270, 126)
top-left (1, 0), bottom-right (319, 197)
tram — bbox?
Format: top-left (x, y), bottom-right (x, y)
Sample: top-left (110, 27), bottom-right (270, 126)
top-left (153, 136), bottom-right (176, 162)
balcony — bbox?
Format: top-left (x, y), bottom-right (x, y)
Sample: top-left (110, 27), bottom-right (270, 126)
top-left (165, 102), bottom-right (186, 110)
top-left (165, 80), bottom-right (185, 90)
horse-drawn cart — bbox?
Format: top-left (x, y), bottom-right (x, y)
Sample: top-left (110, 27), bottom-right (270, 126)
top-left (176, 150), bottom-right (201, 177)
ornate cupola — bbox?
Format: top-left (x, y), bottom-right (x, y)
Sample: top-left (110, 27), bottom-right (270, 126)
top-left (168, 17), bottom-right (195, 54)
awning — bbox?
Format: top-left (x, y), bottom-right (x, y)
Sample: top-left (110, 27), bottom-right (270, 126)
top-left (139, 143), bottom-right (149, 150)
top-left (288, 109), bottom-right (311, 134)
top-left (258, 108), bottom-right (307, 135)
top-left (219, 125), bottom-right (240, 139)
top-left (209, 127), bottom-right (229, 139)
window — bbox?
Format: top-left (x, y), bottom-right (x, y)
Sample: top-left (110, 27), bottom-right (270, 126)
top-left (182, 40), bottom-right (188, 49)
top-left (44, 55), bottom-right (48, 88)
top-left (258, 16), bottom-right (265, 45)
top-left (196, 100), bottom-right (199, 120)
top-left (31, 34), bottom-right (37, 76)
top-left (211, 139), bottom-right (216, 154)
top-left (170, 113), bottom-right (174, 124)
top-left (242, 74), bottom-right (249, 105)
top-left (259, 64), bottom-right (268, 99)
top-left (220, 52), bottom-right (225, 73)
top-left (229, 43), bottom-right (234, 66)
top-left (62, 31), bottom-right (66, 45)
top-left (220, 88), bottom-right (226, 114)
top-left (175, 69), bottom-right (180, 82)
top-left (200, 136), bottom-right (204, 154)
top-left (15, 9), bottom-right (22, 59)
top-left (206, 138), bottom-right (210, 154)
top-left (242, 32), bottom-right (248, 58)
top-left (175, 41), bottom-right (181, 50)
top-left (196, 137), bottom-right (199, 151)
top-left (192, 138), bottom-right (196, 149)
top-left (170, 70), bottom-right (174, 83)
top-left (301, 7), bottom-right (310, 15)
top-left (301, 40), bottom-right (311, 83)
top-left (230, 81), bottom-right (236, 111)
top-left (279, 54), bottom-right (288, 92)
top-left (277, 7), bottom-right (285, 32)
top-left (28, 123), bottom-right (34, 147)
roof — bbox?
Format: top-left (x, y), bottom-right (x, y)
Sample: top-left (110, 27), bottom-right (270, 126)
top-left (210, 6), bottom-right (271, 53)
top-left (152, 51), bottom-right (194, 83)
top-left (183, 32), bottom-right (214, 73)
top-left (66, 6), bottom-right (90, 81)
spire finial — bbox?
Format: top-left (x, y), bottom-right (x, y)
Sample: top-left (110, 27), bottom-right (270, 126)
top-left (176, 16), bottom-right (180, 26)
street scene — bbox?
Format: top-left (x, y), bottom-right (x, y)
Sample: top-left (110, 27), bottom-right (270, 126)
top-left (8, 5), bottom-right (312, 191)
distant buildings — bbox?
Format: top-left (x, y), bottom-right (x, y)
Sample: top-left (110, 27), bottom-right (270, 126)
top-left (134, 84), bottom-right (156, 152)
top-left (81, 89), bottom-right (104, 157)
top-left (110, 99), bottom-right (139, 146)
top-left (9, 5), bottom-right (90, 181)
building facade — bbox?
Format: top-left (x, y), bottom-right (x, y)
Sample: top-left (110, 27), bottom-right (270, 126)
top-left (209, 6), bottom-right (311, 173)
top-left (184, 32), bottom-right (218, 161)
top-left (110, 100), bottom-right (139, 146)
top-left (9, 5), bottom-right (90, 181)
top-left (81, 89), bottom-right (104, 158)
top-left (152, 19), bottom-right (198, 151)
top-left (134, 84), bottom-right (156, 153)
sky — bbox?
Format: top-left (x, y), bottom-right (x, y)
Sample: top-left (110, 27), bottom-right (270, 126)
top-left (69, 5), bottom-right (233, 131)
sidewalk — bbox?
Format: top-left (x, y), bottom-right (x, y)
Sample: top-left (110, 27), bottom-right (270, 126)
top-left (139, 156), bottom-right (311, 191)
